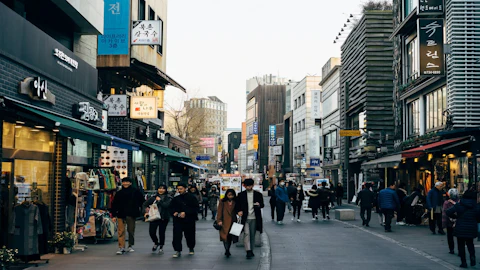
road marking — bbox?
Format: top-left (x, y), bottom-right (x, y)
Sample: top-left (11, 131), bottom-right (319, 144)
top-left (334, 219), bottom-right (459, 270)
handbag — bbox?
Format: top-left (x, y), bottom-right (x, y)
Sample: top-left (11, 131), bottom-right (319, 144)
top-left (87, 170), bottom-right (100, 190)
top-left (213, 220), bottom-right (222, 230)
top-left (146, 204), bottom-right (161, 222)
top-left (83, 215), bottom-right (96, 237)
top-left (229, 218), bottom-right (244, 237)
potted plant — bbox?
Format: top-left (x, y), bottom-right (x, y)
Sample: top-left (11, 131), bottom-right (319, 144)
top-left (53, 232), bottom-right (76, 254)
top-left (0, 246), bottom-right (18, 270)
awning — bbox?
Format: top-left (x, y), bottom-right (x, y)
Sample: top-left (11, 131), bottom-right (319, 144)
top-left (13, 102), bottom-right (111, 146)
top-left (362, 154), bottom-right (402, 169)
top-left (130, 58), bottom-right (186, 92)
top-left (401, 137), bottom-right (470, 158)
top-left (110, 135), bottom-right (139, 151)
top-left (138, 141), bottom-right (191, 162)
top-left (176, 161), bottom-right (203, 171)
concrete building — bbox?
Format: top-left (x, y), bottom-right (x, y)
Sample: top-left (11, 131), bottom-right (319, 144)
top-left (320, 57), bottom-right (342, 185)
top-left (246, 74), bottom-right (289, 95)
top-left (291, 76), bottom-right (322, 180)
top-left (185, 96), bottom-right (228, 138)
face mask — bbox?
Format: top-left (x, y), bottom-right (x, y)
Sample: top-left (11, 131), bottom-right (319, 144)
top-left (297, 187), bottom-right (301, 191)
top-left (279, 182), bottom-right (285, 186)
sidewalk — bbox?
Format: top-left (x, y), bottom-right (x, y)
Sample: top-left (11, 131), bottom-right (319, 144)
top-left (28, 218), bottom-right (262, 270)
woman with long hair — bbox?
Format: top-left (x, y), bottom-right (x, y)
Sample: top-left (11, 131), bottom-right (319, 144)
top-left (290, 184), bottom-right (305, 222)
top-left (142, 185), bottom-right (172, 254)
top-left (216, 189), bottom-right (238, 257)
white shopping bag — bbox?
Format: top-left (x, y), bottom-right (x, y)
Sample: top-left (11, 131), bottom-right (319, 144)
top-left (146, 204), bottom-right (161, 222)
top-left (351, 195), bottom-right (357, 204)
top-left (229, 221), bottom-right (244, 237)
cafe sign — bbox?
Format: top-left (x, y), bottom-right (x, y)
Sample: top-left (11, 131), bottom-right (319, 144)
top-left (130, 96), bottom-right (158, 119)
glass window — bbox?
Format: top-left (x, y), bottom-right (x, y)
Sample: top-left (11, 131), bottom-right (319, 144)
top-left (302, 94), bottom-right (305, 105)
top-left (406, 37), bottom-right (418, 83)
top-left (324, 131), bottom-right (338, 148)
top-left (3, 122), bottom-right (54, 153)
top-left (14, 160), bottom-right (51, 206)
top-left (322, 91), bottom-right (338, 117)
top-left (138, 0), bottom-right (145, 20)
top-left (408, 99), bottom-right (420, 135)
top-left (404, 0), bottom-right (418, 17)
top-left (294, 100), bottom-right (297, 109)
top-left (302, 119), bottom-right (305, 130)
top-left (67, 139), bottom-right (92, 158)
top-left (426, 86), bottom-right (447, 130)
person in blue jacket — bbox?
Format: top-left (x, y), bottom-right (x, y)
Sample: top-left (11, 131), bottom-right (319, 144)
top-left (275, 179), bottom-right (289, 225)
top-left (426, 181), bottom-right (446, 235)
top-left (378, 182), bottom-right (400, 232)
top-left (446, 189), bottom-right (480, 268)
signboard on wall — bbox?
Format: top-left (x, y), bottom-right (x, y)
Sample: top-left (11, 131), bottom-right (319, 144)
top-left (311, 90), bottom-right (321, 119)
top-left (200, 138), bottom-right (215, 148)
top-left (130, 96), bottom-right (158, 119)
top-left (131, 20), bottom-right (161, 45)
top-left (418, 19), bottom-right (445, 76)
top-left (310, 158), bottom-right (321, 167)
top-left (418, 0), bottom-right (444, 16)
top-left (105, 95), bottom-right (127, 116)
top-left (98, 0), bottom-right (130, 55)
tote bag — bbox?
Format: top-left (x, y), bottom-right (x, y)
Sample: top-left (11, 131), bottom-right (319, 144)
top-left (146, 204), bottom-right (161, 222)
top-left (87, 170), bottom-right (100, 190)
top-left (229, 220), bottom-right (244, 237)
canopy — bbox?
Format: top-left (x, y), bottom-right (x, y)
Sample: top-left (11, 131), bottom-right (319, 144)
top-left (362, 154), bottom-right (402, 169)
top-left (401, 137), bottom-right (470, 158)
top-left (138, 141), bottom-right (191, 162)
top-left (176, 161), bottom-right (204, 170)
top-left (110, 135), bottom-right (139, 151)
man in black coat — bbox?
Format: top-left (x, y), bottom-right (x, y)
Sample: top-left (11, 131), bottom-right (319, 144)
top-left (236, 178), bottom-right (264, 259)
top-left (357, 182), bottom-right (375, 226)
top-left (111, 177), bottom-right (145, 255)
top-left (170, 183), bottom-right (199, 258)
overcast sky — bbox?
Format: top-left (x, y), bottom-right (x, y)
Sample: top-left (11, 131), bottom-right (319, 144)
top-left (164, 0), bottom-right (363, 129)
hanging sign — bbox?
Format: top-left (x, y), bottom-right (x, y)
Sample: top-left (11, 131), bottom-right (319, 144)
top-left (130, 96), bottom-right (158, 119)
top-left (253, 122), bottom-right (258, 134)
top-left (311, 90), bottom-right (321, 119)
top-left (131, 20), bottom-right (161, 45)
top-left (105, 95), bottom-right (127, 116)
top-left (418, 19), bottom-right (445, 76)
top-left (418, 0), bottom-right (444, 16)
top-left (98, 0), bottom-right (130, 55)
top-left (269, 125), bottom-right (276, 146)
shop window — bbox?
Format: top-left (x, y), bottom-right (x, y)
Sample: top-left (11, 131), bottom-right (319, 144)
top-left (14, 160), bottom-right (51, 207)
top-left (67, 139), bottom-right (92, 158)
top-left (426, 86), bottom-right (447, 130)
top-left (3, 122), bottom-right (54, 153)
top-left (405, 37), bottom-right (418, 83)
top-left (408, 99), bottom-right (420, 136)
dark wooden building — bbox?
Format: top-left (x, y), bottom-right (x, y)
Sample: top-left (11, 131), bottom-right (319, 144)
top-left (340, 10), bottom-right (394, 200)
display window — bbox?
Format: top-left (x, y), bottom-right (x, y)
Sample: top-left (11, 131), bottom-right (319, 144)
top-left (3, 122), bottom-right (54, 153)
top-left (14, 160), bottom-right (51, 206)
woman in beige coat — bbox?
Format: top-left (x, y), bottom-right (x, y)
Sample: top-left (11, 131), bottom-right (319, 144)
top-left (216, 189), bottom-right (238, 257)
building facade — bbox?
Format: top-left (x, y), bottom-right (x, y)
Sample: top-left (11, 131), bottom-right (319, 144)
top-left (246, 74), bottom-right (288, 95)
top-left (320, 58), bottom-right (342, 185)
top-left (291, 76), bottom-right (322, 181)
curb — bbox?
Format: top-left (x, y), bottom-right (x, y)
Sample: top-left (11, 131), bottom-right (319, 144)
top-left (257, 230), bottom-right (271, 270)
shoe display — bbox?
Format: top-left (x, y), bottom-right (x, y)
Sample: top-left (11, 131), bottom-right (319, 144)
top-left (173, 252), bottom-right (181, 258)
top-left (127, 246), bottom-right (135, 252)
top-left (189, 249), bottom-right (195, 255)
top-left (116, 248), bottom-right (125, 255)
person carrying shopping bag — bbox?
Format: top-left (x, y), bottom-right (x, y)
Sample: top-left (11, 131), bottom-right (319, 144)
top-left (143, 185), bottom-right (171, 254)
top-left (216, 189), bottom-right (238, 258)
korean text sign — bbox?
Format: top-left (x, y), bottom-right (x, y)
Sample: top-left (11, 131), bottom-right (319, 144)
top-left (130, 96), bottom-right (158, 119)
top-left (418, 19), bottom-right (445, 76)
top-left (269, 125), bottom-right (276, 146)
top-left (105, 95), bottom-right (127, 116)
top-left (418, 0), bottom-right (444, 16)
top-left (98, 0), bottom-right (130, 55)
top-left (132, 20), bottom-right (161, 45)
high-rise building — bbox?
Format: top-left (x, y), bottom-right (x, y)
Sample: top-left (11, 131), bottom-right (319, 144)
top-left (185, 96), bottom-right (228, 137)
top-left (246, 74), bottom-right (289, 95)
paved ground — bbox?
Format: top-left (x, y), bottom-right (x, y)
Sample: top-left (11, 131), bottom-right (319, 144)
top-left (27, 217), bottom-right (261, 270)
top-left (26, 197), bottom-right (480, 270)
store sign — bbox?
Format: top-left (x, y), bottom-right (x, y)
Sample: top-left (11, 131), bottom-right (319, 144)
top-left (272, 145), bottom-right (283, 155)
top-left (269, 125), bottom-right (276, 146)
top-left (53, 48), bottom-right (78, 71)
top-left (253, 134), bottom-right (258, 150)
top-left (130, 96), bottom-right (158, 119)
top-left (156, 130), bottom-right (165, 140)
top-left (277, 137), bottom-right (284, 145)
top-left (131, 20), bottom-right (161, 45)
top-left (324, 148), bottom-right (333, 161)
top-left (18, 77), bottom-right (56, 104)
top-left (275, 161), bottom-right (282, 172)
top-left (105, 95), bottom-right (127, 116)
top-left (339, 129), bottom-right (361, 137)
top-left (253, 122), bottom-right (258, 134)
top-left (311, 90), bottom-right (321, 119)
top-left (102, 110), bottom-right (108, 130)
top-left (418, 19), bottom-right (445, 76)
top-left (200, 137), bottom-right (215, 148)
top-left (310, 158), bottom-right (321, 167)
top-left (418, 0), bottom-right (444, 16)
top-left (74, 102), bottom-right (99, 122)
top-left (98, 0), bottom-right (130, 55)
top-left (196, 155), bottom-right (210, 161)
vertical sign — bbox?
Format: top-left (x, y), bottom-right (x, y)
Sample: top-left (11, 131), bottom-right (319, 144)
top-left (418, 19), bottom-right (445, 76)
top-left (253, 122), bottom-right (258, 134)
top-left (98, 0), bottom-right (130, 55)
top-left (269, 125), bottom-right (276, 146)
top-left (311, 90), bottom-right (321, 119)
top-left (418, 0), bottom-right (444, 16)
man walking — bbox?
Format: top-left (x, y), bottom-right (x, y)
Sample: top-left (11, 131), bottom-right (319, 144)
top-left (170, 183), bottom-right (199, 258)
top-left (236, 178), bottom-right (264, 259)
top-left (111, 177), bottom-right (145, 255)
top-left (336, 183), bottom-right (344, 206)
top-left (357, 182), bottom-right (375, 227)
top-left (378, 182), bottom-right (400, 232)
top-left (427, 181), bottom-right (446, 235)
top-left (275, 179), bottom-right (289, 225)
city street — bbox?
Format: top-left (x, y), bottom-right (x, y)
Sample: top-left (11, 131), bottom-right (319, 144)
top-left (26, 198), bottom-right (477, 270)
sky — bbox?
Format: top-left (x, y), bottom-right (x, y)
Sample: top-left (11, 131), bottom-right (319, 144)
top-left (164, 0), bottom-right (363, 129)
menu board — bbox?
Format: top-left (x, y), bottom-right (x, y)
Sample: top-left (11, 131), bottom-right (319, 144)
top-left (100, 146), bottom-right (128, 178)
top-left (219, 175), bottom-right (242, 199)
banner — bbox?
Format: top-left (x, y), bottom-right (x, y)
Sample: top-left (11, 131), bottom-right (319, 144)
top-left (418, 19), bottom-right (445, 76)
top-left (98, 0), bottom-right (130, 55)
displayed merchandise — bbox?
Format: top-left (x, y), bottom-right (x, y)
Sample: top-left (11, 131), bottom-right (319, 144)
top-left (101, 146), bottom-right (128, 179)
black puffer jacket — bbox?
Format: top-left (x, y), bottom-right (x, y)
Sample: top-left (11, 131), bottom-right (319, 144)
top-left (143, 193), bottom-right (172, 221)
top-left (446, 198), bottom-right (480, 238)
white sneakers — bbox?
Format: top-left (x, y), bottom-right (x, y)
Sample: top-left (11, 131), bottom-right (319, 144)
top-left (127, 246), bottom-right (135, 252)
top-left (116, 248), bottom-right (125, 255)
top-left (297, 219), bottom-right (301, 222)
top-left (396, 221), bottom-right (406, 226)
top-left (291, 217), bottom-right (294, 221)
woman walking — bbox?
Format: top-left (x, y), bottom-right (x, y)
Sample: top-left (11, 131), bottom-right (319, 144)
top-left (201, 188), bottom-right (208, 220)
top-left (446, 189), bottom-right (480, 268)
top-left (443, 188), bottom-right (459, 254)
top-left (216, 189), bottom-right (238, 257)
top-left (143, 185), bottom-right (172, 254)
top-left (268, 184), bottom-right (277, 222)
top-left (290, 185), bottom-right (305, 222)
top-left (209, 185), bottom-right (220, 220)
top-left (306, 185), bottom-right (320, 220)
top-left (189, 185), bottom-right (203, 219)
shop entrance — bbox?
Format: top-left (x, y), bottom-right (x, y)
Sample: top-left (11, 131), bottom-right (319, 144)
top-left (0, 161), bottom-right (13, 247)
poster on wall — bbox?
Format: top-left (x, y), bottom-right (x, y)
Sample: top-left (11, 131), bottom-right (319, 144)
top-left (219, 175), bottom-right (242, 199)
top-left (101, 146), bottom-right (128, 178)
